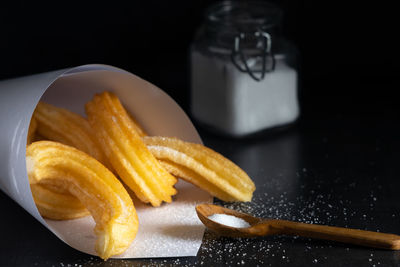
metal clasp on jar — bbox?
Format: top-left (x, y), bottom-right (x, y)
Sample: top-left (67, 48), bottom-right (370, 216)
top-left (231, 30), bottom-right (276, 81)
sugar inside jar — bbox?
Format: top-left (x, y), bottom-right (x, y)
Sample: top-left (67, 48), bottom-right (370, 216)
top-left (190, 1), bottom-right (299, 137)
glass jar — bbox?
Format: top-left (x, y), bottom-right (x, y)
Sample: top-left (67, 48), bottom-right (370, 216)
top-left (190, 1), bottom-right (299, 137)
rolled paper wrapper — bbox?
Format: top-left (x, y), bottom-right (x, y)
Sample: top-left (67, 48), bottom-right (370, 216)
top-left (0, 64), bottom-right (211, 258)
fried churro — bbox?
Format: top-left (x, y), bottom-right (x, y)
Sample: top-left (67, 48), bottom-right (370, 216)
top-left (33, 101), bottom-right (111, 169)
top-left (30, 184), bottom-right (89, 220)
top-left (85, 92), bottom-right (177, 207)
top-left (27, 141), bottom-right (138, 260)
top-left (143, 136), bottom-right (255, 202)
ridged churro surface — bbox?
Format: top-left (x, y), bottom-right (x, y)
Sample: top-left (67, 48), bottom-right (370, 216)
top-left (27, 141), bottom-right (138, 260)
top-left (30, 184), bottom-right (89, 220)
top-left (85, 92), bottom-right (177, 207)
top-left (143, 136), bottom-right (255, 202)
top-left (33, 101), bottom-right (111, 169)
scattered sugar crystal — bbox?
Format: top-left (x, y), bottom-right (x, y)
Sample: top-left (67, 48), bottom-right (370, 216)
top-left (208, 214), bottom-right (251, 228)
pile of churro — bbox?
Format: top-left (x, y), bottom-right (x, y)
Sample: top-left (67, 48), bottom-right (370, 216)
top-left (26, 91), bottom-right (255, 259)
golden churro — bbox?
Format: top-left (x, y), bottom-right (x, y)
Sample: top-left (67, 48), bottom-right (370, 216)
top-left (27, 141), bottom-right (138, 260)
top-left (143, 136), bottom-right (255, 202)
top-left (30, 184), bottom-right (89, 220)
top-left (85, 92), bottom-right (177, 207)
top-left (33, 101), bottom-right (111, 170)
top-left (158, 159), bottom-right (237, 201)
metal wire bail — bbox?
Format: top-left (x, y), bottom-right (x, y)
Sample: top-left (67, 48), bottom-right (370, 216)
top-left (231, 30), bottom-right (276, 81)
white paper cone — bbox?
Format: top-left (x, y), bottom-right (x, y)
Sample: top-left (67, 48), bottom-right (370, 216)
top-left (0, 64), bottom-right (211, 258)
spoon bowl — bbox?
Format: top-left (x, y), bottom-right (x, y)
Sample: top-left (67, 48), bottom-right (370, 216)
top-left (196, 203), bottom-right (266, 237)
top-left (196, 203), bottom-right (400, 249)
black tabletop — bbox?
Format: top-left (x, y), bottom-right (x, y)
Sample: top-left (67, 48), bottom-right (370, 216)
top-left (1, 93), bottom-right (400, 267)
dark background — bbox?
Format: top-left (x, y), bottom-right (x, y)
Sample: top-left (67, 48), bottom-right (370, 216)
top-left (1, 0), bottom-right (399, 120)
top-left (1, 2), bottom-right (400, 266)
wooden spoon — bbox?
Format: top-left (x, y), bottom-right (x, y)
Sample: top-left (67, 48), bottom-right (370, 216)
top-left (196, 204), bottom-right (400, 250)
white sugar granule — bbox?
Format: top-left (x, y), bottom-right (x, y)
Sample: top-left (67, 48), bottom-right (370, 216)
top-left (208, 214), bottom-right (250, 228)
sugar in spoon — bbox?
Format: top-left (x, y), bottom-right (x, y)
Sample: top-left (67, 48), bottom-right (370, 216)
top-left (196, 204), bottom-right (400, 250)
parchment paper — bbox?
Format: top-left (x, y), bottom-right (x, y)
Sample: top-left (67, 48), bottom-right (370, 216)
top-left (0, 64), bottom-right (212, 258)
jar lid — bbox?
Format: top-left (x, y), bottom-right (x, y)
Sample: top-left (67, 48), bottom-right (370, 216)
top-left (202, 1), bottom-right (283, 81)
top-left (206, 1), bottom-right (282, 35)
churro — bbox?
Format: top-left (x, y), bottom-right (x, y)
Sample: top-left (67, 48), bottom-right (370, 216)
top-left (143, 136), bottom-right (255, 202)
top-left (30, 184), bottom-right (89, 220)
top-left (85, 92), bottom-right (177, 207)
top-left (27, 141), bottom-right (138, 260)
top-left (33, 101), bottom-right (111, 169)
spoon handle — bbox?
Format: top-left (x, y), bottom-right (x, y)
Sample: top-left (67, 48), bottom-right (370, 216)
top-left (267, 219), bottom-right (400, 250)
